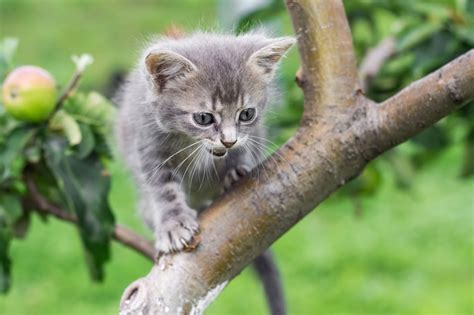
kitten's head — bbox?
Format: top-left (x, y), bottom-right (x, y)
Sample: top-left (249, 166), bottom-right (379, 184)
top-left (143, 32), bottom-right (295, 158)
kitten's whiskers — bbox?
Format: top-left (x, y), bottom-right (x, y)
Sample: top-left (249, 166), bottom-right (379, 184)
top-left (172, 143), bottom-right (203, 179)
top-left (246, 137), bottom-right (296, 183)
top-left (144, 140), bottom-right (203, 185)
top-left (180, 143), bottom-right (205, 192)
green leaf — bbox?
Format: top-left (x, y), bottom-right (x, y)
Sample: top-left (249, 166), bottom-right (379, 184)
top-left (12, 211), bottom-right (30, 239)
top-left (352, 18), bottom-right (375, 50)
top-left (24, 141), bottom-right (41, 164)
top-left (0, 221), bottom-right (12, 293)
top-left (74, 123), bottom-right (95, 159)
top-left (0, 194), bottom-right (23, 224)
top-left (0, 37), bottom-right (19, 80)
top-left (373, 8), bottom-right (398, 38)
top-left (468, 0), bottom-right (474, 12)
top-left (0, 38), bottom-right (18, 65)
top-left (453, 21), bottom-right (474, 45)
top-left (0, 192), bottom-right (23, 293)
top-left (49, 110), bottom-right (82, 146)
top-left (0, 126), bottom-right (35, 183)
top-left (411, 2), bottom-right (452, 20)
top-left (412, 125), bottom-right (450, 150)
top-left (43, 136), bottom-right (115, 280)
top-left (397, 22), bottom-right (443, 52)
top-left (63, 92), bottom-right (116, 137)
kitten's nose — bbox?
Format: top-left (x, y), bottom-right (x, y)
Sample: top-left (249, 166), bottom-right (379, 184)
top-left (221, 139), bottom-right (237, 148)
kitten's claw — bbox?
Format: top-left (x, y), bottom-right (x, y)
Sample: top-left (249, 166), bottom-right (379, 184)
top-left (224, 165), bottom-right (251, 192)
top-left (154, 209), bottom-right (200, 254)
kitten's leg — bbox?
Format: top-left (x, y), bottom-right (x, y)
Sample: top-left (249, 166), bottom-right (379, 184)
top-left (223, 164), bottom-right (251, 191)
top-left (253, 251), bottom-right (286, 315)
top-left (141, 168), bottom-right (199, 254)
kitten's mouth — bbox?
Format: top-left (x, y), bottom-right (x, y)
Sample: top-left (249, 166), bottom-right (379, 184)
top-left (208, 148), bottom-right (227, 157)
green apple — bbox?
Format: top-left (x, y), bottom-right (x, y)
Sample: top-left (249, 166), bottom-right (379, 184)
top-left (2, 65), bottom-right (57, 122)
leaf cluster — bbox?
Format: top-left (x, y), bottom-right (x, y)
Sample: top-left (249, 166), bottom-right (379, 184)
top-left (0, 41), bottom-right (117, 293)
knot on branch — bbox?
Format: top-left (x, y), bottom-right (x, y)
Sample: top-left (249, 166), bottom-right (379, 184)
top-left (446, 76), bottom-right (466, 105)
top-left (295, 67), bottom-right (306, 89)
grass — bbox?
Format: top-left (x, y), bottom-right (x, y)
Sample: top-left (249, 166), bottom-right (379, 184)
top-left (1, 1), bottom-right (473, 314)
top-left (0, 0), bottom-right (218, 91)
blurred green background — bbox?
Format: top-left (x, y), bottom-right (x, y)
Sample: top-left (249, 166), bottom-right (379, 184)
top-left (0, 0), bottom-right (473, 314)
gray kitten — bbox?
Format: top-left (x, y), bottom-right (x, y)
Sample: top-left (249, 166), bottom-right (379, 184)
top-left (116, 31), bottom-right (295, 254)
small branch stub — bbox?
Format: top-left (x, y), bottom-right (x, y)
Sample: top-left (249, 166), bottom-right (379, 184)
top-left (359, 36), bottom-right (396, 91)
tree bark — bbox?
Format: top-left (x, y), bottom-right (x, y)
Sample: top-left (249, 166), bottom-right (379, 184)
top-left (119, 1), bottom-right (474, 314)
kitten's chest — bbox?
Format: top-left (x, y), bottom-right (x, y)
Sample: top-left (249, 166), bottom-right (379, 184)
top-left (162, 141), bottom-right (248, 209)
top-left (176, 156), bottom-right (233, 210)
top-left (181, 164), bottom-right (224, 210)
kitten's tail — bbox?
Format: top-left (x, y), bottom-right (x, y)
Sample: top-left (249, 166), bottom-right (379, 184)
top-left (253, 250), bottom-right (286, 315)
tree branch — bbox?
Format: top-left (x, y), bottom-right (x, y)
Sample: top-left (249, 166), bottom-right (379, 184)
top-left (24, 172), bottom-right (155, 261)
top-left (118, 1), bottom-right (474, 314)
top-left (375, 50), bottom-right (474, 150)
top-left (286, 0), bottom-right (360, 117)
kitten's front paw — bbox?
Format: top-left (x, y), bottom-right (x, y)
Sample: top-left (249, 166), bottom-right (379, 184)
top-left (223, 165), bottom-right (251, 192)
top-left (155, 208), bottom-right (200, 254)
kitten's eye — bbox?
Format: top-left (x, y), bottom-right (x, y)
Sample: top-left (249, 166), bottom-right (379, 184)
top-left (193, 112), bottom-right (215, 126)
top-left (239, 108), bottom-right (256, 122)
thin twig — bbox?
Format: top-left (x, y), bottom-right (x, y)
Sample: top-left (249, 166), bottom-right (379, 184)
top-left (52, 72), bottom-right (83, 113)
top-left (359, 36), bottom-right (397, 91)
top-left (46, 54), bottom-right (93, 121)
top-left (24, 172), bottom-right (155, 261)
top-left (46, 73), bottom-right (82, 121)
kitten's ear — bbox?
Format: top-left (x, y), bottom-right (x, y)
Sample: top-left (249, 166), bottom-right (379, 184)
top-left (247, 37), bottom-right (296, 79)
top-left (145, 50), bottom-right (197, 90)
